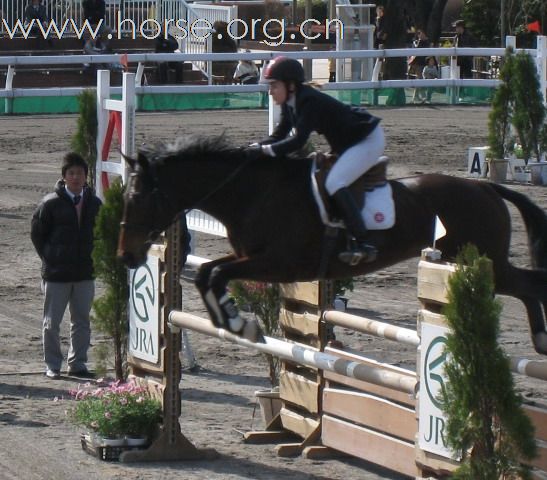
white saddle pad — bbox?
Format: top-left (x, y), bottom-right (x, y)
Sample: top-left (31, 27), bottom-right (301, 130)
top-left (360, 183), bottom-right (395, 230)
top-left (311, 164), bottom-right (395, 231)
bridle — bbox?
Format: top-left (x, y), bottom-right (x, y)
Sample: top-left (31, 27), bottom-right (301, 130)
top-left (120, 167), bottom-right (175, 244)
top-left (120, 148), bottom-right (254, 242)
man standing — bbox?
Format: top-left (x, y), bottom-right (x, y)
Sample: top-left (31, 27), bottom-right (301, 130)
top-left (31, 153), bottom-right (102, 379)
top-left (453, 20), bottom-right (476, 79)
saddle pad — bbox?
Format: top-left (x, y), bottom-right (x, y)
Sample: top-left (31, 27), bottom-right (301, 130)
top-left (361, 183), bottom-right (395, 230)
top-left (310, 162), bottom-right (395, 231)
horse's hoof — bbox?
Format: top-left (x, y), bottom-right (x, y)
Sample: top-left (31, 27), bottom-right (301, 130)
top-left (242, 320), bottom-right (264, 343)
top-left (228, 315), bottom-right (244, 333)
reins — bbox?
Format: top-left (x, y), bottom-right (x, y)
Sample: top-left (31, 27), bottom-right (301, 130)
top-left (182, 148), bottom-right (255, 216)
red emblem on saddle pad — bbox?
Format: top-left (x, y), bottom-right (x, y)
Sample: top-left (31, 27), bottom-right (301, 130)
top-left (374, 212), bottom-right (385, 223)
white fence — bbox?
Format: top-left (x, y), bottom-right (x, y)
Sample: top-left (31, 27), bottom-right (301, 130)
top-left (2, 38), bottom-right (546, 106)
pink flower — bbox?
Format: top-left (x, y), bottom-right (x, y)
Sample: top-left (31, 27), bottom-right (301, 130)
top-left (104, 411), bottom-right (112, 419)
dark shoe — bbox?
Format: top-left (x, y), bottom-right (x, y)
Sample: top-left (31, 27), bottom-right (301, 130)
top-left (45, 369), bottom-right (61, 380)
top-left (68, 369), bottom-right (95, 379)
top-left (331, 188), bottom-right (378, 265)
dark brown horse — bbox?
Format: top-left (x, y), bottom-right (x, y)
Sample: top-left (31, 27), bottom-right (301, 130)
top-left (118, 136), bottom-right (547, 354)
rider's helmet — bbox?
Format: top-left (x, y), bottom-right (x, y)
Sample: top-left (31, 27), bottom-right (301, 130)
top-left (261, 56), bottom-right (305, 84)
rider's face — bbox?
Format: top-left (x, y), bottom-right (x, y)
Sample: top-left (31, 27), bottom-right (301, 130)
top-left (269, 80), bottom-right (288, 105)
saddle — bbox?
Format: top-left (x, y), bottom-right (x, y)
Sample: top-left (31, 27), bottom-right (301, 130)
top-left (311, 151), bottom-right (389, 221)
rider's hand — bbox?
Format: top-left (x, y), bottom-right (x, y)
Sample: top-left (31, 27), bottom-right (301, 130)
top-left (244, 143), bottom-right (263, 160)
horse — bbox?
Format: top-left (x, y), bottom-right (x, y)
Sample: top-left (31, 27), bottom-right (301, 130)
top-left (118, 136), bottom-right (547, 354)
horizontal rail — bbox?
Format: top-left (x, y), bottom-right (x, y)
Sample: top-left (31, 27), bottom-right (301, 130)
top-left (169, 310), bottom-right (417, 395)
top-left (510, 357), bottom-right (547, 381)
top-left (0, 46), bottom-right (535, 67)
top-left (323, 310), bottom-right (420, 346)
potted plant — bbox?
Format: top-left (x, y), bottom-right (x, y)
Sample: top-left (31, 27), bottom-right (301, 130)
top-left (229, 280), bottom-right (282, 425)
top-left (510, 50), bottom-right (547, 185)
top-left (488, 47), bottom-right (547, 185)
top-left (69, 380), bottom-right (162, 447)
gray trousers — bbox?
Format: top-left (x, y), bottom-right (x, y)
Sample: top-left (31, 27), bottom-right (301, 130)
top-left (42, 280), bottom-right (94, 372)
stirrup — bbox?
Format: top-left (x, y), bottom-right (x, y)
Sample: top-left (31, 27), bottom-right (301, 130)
top-left (338, 244), bottom-right (377, 266)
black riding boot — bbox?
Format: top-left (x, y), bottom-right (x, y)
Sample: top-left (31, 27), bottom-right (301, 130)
top-left (332, 188), bottom-right (378, 265)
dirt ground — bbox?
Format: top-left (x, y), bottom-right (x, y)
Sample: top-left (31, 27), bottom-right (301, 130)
top-left (0, 107), bottom-right (546, 480)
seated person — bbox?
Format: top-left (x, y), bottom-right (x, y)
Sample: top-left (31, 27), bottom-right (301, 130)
top-left (24, 0), bottom-right (48, 31)
top-left (233, 53), bottom-right (259, 85)
top-left (83, 25), bottom-right (122, 73)
top-left (23, 0), bottom-right (52, 45)
top-left (155, 34), bottom-right (184, 84)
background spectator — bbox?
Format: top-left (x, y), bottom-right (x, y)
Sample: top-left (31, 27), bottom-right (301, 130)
top-left (82, 0), bottom-right (105, 27)
top-left (374, 5), bottom-right (387, 49)
top-left (453, 19), bottom-right (477, 79)
top-left (30, 153), bottom-right (102, 380)
top-left (422, 56), bottom-right (439, 103)
top-left (155, 33), bottom-right (184, 84)
top-left (212, 20), bottom-right (238, 84)
top-left (233, 51), bottom-right (259, 85)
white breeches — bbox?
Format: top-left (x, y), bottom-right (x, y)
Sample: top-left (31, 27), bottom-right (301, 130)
top-left (325, 125), bottom-right (386, 195)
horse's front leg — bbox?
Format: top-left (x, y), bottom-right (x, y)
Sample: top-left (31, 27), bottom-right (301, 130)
top-left (194, 254), bottom-right (240, 328)
top-left (197, 255), bottom-right (273, 343)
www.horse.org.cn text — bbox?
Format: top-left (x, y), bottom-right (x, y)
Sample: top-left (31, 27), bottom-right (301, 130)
top-left (1, 15), bottom-right (345, 47)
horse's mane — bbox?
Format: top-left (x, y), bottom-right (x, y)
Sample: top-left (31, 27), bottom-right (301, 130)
top-left (140, 135), bottom-right (237, 167)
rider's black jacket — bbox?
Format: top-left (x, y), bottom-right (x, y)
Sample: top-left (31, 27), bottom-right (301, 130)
top-left (259, 84), bottom-right (380, 157)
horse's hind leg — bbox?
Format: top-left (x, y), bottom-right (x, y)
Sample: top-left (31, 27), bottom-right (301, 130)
top-left (494, 265), bottom-right (547, 355)
top-left (520, 297), bottom-right (547, 355)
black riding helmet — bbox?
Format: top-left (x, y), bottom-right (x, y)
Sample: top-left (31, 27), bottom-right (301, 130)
top-left (261, 56), bottom-right (305, 84)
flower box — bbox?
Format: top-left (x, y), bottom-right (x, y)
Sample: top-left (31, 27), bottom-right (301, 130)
top-left (80, 434), bottom-right (149, 462)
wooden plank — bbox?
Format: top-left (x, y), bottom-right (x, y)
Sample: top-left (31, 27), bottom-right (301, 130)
top-left (279, 308), bottom-right (320, 336)
top-left (525, 404), bottom-right (547, 442)
top-left (322, 388), bottom-right (416, 442)
top-left (417, 309), bottom-right (448, 329)
top-left (323, 346), bottom-right (416, 407)
top-left (280, 282), bottom-right (320, 306)
top-left (417, 260), bottom-right (455, 306)
top-left (415, 447), bottom-right (460, 476)
top-left (280, 407), bottom-right (320, 439)
top-left (243, 430), bottom-right (296, 444)
top-left (322, 415), bottom-right (418, 478)
top-left (279, 371), bottom-right (320, 414)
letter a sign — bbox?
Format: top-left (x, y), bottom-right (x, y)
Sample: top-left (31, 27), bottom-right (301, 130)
top-left (129, 255), bottom-right (160, 364)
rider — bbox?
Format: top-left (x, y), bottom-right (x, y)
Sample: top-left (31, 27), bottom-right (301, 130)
top-left (246, 56), bottom-right (385, 265)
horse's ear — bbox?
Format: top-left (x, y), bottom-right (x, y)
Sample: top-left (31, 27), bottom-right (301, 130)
top-left (124, 154), bottom-right (137, 171)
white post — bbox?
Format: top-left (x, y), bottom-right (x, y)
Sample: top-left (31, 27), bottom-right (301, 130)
top-left (506, 35), bottom-right (516, 50)
top-left (536, 36), bottom-right (547, 106)
top-left (4, 65), bottom-right (15, 114)
top-left (120, 72), bottom-right (136, 184)
top-left (95, 69), bottom-right (110, 200)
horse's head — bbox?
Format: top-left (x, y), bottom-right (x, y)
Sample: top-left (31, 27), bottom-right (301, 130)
top-left (118, 148), bottom-right (177, 268)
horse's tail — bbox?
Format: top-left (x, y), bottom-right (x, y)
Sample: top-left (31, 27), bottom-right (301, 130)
top-left (489, 183), bottom-right (547, 269)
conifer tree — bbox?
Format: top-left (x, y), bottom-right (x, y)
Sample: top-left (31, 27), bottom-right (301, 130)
top-left (71, 90), bottom-right (97, 189)
top-left (442, 244), bottom-right (536, 479)
top-left (92, 180), bottom-right (128, 380)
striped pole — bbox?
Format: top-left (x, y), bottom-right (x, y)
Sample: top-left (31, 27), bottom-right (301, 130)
top-left (323, 310), bottom-right (420, 346)
top-left (510, 357), bottom-right (547, 381)
top-left (169, 310), bottom-right (417, 395)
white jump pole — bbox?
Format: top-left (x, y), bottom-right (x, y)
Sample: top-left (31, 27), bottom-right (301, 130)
top-left (323, 310), bottom-right (420, 346)
top-left (169, 310), bottom-right (417, 395)
top-left (510, 357), bottom-right (547, 381)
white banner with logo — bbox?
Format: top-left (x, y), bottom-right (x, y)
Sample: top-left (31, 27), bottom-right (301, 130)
top-left (418, 322), bottom-right (457, 459)
top-left (129, 255), bottom-right (160, 364)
